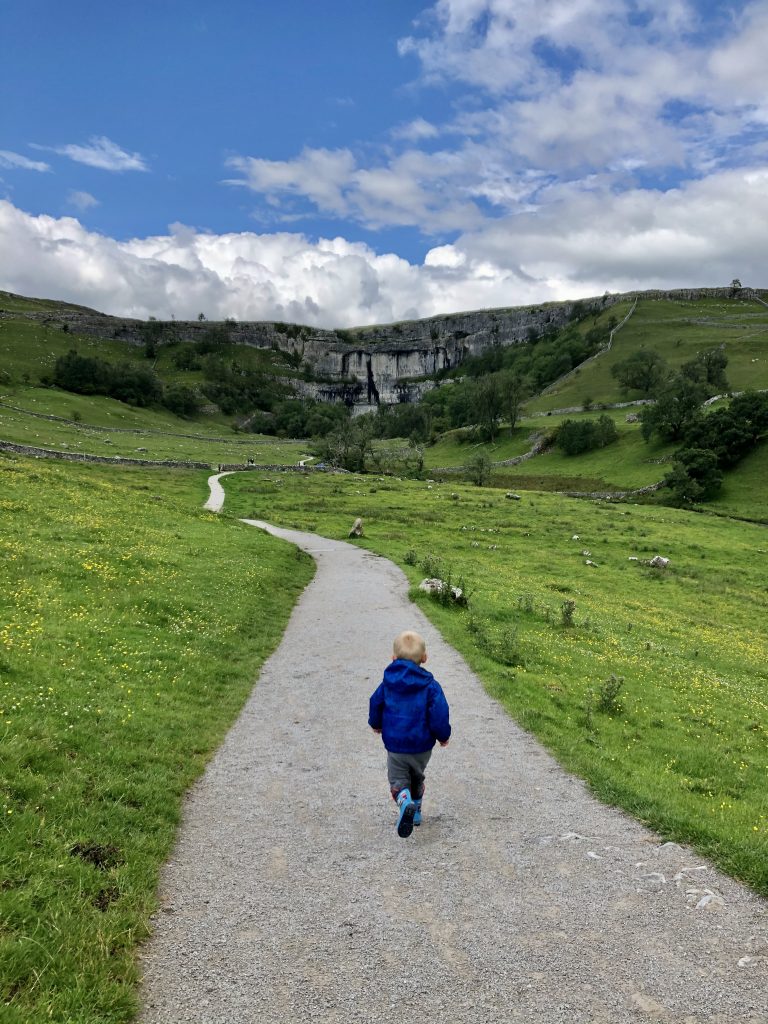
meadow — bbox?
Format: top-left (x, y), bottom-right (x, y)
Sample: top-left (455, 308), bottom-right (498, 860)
top-left (0, 455), bottom-right (313, 1023)
top-left (223, 470), bottom-right (768, 896)
top-left (0, 391), bottom-right (306, 466)
top-left (1, 288), bottom-right (767, 1020)
top-left (526, 295), bottom-right (768, 414)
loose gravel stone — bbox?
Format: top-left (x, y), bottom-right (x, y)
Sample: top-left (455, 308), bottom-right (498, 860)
top-left (138, 518), bottom-right (768, 1024)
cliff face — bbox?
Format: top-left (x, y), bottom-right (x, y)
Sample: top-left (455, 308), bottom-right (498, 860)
top-left (7, 287), bottom-right (760, 407)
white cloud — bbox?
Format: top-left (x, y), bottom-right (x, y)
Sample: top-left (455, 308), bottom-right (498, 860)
top-left (222, 2), bottom-right (767, 245)
top-left (1, 168), bottom-right (765, 331)
top-left (66, 190), bottom-right (100, 211)
top-left (391, 118), bottom-right (440, 141)
top-left (0, 150), bottom-right (51, 172)
top-left (226, 145), bottom-right (485, 232)
top-left (43, 136), bottom-right (149, 172)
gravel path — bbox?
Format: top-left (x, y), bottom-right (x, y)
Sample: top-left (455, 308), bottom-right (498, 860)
top-left (138, 492), bottom-right (767, 1023)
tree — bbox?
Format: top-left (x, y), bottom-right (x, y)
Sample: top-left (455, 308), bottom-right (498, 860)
top-left (465, 451), bottom-right (491, 486)
top-left (611, 349), bottom-right (668, 395)
top-left (680, 347), bottom-right (728, 393)
top-left (472, 376), bottom-right (503, 441)
top-left (641, 376), bottom-right (707, 442)
top-left (556, 414), bottom-right (618, 455)
top-left (664, 448), bottom-right (723, 505)
top-left (163, 383), bottom-right (202, 418)
top-left (498, 370), bottom-right (525, 435)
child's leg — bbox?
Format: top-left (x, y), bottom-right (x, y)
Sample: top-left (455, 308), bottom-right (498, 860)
top-left (386, 752), bottom-right (412, 802)
top-left (408, 750), bottom-right (432, 826)
top-left (407, 749), bottom-right (432, 800)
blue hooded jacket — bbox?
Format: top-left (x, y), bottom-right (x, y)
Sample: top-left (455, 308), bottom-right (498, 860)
top-left (368, 659), bottom-right (451, 754)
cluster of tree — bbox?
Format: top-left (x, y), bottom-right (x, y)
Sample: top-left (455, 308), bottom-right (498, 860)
top-left (442, 317), bottom-right (615, 391)
top-left (313, 415), bottom-right (424, 475)
top-left (639, 349), bottom-right (730, 445)
top-left (660, 391), bottom-right (768, 504)
top-left (48, 350), bottom-right (204, 418)
top-left (247, 399), bottom-right (349, 438)
top-left (555, 414), bottom-right (618, 455)
top-left (422, 369), bottom-right (526, 441)
top-left (612, 346), bottom-right (728, 399)
top-left (201, 357), bottom-right (283, 416)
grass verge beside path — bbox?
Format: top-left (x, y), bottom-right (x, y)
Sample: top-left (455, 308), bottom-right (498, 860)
top-left (0, 456), bottom-right (314, 1023)
top-left (223, 470), bottom-right (768, 896)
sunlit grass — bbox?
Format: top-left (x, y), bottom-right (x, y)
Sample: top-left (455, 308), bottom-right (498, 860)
top-left (0, 389), bottom-right (306, 466)
top-left (223, 470), bottom-right (768, 896)
top-left (0, 456), bottom-right (314, 1022)
top-left (525, 296), bottom-right (768, 414)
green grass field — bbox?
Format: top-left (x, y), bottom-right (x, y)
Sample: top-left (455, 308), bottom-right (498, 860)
top-left (222, 470), bottom-right (768, 897)
top-left (0, 455), bottom-right (314, 1022)
top-left (425, 410), bottom-right (676, 492)
top-left (0, 390), bottom-right (307, 466)
top-left (526, 295), bottom-right (768, 414)
top-left (2, 289), bottom-right (767, 1021)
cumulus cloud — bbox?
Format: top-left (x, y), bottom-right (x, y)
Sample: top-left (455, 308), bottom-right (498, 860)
top-left (0, 150), bottom-right (51, 172)
top-left (39, 136), bottom-right (149, 172)
top-left (223, 1), bottom-right (767, 244)
top-left (1, 169), bottom-right (764, 330)
top-left (226, 145), bottom-right (485, 232)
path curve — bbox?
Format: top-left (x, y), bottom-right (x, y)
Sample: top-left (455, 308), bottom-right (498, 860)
top-left (138, 484), bottom-right (767, 1023)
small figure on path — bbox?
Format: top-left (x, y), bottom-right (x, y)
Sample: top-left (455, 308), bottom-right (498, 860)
top-left (368, 631), bottom-right (451, 838)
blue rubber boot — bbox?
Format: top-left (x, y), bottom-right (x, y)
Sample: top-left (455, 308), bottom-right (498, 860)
top-left (396, 788), bottom-right (416, 838)
top-left (413, 798), bottom-right (422, 826)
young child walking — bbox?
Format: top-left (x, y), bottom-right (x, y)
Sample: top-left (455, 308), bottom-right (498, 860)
top-left (368, 630), bottom-right (451, 838)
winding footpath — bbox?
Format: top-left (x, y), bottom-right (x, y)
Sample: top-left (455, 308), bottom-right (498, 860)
top-left (138, 474), bottom-right (767, 1024)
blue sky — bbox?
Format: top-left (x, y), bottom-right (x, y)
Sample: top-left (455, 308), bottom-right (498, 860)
top-left (1, 1), bottom-right (767, 326)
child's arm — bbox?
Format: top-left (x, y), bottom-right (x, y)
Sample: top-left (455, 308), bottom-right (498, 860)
top-left (368, 682), bottom-right (385, 734)
top-left (427, 681), bottom-right (451, 746)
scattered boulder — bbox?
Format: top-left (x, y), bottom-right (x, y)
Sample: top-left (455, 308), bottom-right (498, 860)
top-left (649, 555), bottom-right (670, 568)
top-left (348, 517), bottom-right (364, 538)
top-left (585, 559), bottom-right (598, 567)
top-left (625, 413), bottom-right (639, 423)
top-left (505, 492), bottom-right (521, 500)
top-left (419, 578), bottom-right (464, 603)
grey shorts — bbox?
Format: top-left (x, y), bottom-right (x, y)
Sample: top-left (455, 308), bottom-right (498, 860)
top-left (387, 749), bottom-right (432, 798)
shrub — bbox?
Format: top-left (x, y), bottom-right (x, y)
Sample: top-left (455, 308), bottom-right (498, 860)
top-left (561, 599), bottom-right (576, 627)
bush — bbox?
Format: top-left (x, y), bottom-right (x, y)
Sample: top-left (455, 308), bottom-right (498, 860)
top-left (556, 414), bottom-right (618, 455)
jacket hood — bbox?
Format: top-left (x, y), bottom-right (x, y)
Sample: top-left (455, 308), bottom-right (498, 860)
top-left (383, 659), bottom-right (433, 691)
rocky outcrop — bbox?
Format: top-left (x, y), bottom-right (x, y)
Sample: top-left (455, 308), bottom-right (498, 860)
top-left (4, 287), bottom-right (765, 408)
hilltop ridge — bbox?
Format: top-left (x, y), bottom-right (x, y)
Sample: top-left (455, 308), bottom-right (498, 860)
top-left (2, 286), bottom-right (765, 407)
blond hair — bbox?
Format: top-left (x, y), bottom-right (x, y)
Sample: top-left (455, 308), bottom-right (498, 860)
top-left (393, 630), bottom-right (426, 664)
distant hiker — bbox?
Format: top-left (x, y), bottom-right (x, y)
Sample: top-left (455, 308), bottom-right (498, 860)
top-left (368, 630), bottom-right (451, 838)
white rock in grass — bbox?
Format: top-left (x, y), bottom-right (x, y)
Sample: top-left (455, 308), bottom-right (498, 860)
top-left (419, 578), bottom-right (464, 602)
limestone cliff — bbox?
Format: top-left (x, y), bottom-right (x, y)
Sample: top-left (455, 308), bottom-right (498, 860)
top-left (4, 286), bottom-right (762, 408)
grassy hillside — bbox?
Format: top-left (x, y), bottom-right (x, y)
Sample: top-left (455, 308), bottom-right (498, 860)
top-left (526, 295), bottom-right (768, 414)
top-left (0, 314), bottom-right (294, 392)
top-left (0, 391), bottom-right (306, 466)
top-left (222, 469), bottom-right (768, 896)
top-left (1, 289), bottom-right (765, 514)
top-left (425, 410), bottom-right (676, 491)
top-left (0, 455), bottom-right (314, 1022)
